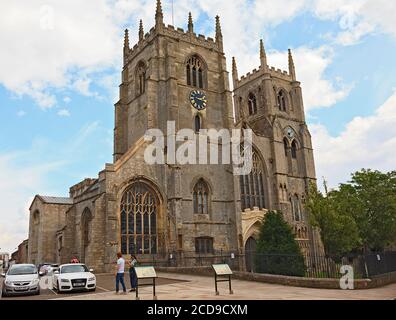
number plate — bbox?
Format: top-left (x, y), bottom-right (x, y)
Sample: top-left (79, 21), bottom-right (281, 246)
top-left (74, 283), bottom-right (85, 287)
top-left (15, 286), bottom-right (28, 291)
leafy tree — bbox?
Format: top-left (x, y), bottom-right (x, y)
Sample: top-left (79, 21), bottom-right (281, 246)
top-left (306, 182), bottom-right (361, 257)
top-left (255, 211), bottom-right (305, 277)
top-left (307, 170), bottom-right (396, 255)
top-left (336, 169), bottom-right (396, 252)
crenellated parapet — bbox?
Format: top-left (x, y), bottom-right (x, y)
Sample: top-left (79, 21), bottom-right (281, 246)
top-left (236, 64), bottom-right (293, 88)
top-left (233, 40), bottom-right (298, 89)
top-left (124, 24), bottom-right (222, 66)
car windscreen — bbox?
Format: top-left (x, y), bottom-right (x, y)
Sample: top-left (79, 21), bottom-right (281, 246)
top-left (8, 265), bottom-right (37, 275)
top-left (61, 265), bottom-right (88, 274)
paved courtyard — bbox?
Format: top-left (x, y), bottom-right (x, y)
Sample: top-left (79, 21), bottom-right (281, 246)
top-left (55, 272), bottom-right (396, 301)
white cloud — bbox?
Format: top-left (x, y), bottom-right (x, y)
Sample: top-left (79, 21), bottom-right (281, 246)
top-left (0, 152), bottom-right (64, 253)
top-left (266, 46), bottom-right (352, 110)
top-left (57, 109), bottom-right (71, 117)
top-left (1, 0), bottom-right (394, 111)
top-left (0, 0), bottom-right (124, 109)
top-left (311, 89), bottom-right (396, 189)
top-left (312, 0), bottom-right (396, 45)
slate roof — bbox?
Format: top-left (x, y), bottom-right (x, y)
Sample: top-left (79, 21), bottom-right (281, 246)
top-left (38, 196), bottom-right (73, 205)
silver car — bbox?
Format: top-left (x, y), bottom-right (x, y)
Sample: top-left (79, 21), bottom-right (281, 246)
top-left (1, 264), bottom-right (42, 297)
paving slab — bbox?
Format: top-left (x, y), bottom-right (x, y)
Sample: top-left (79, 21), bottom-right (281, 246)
top-left (55, 272), bottom-right (396, 300)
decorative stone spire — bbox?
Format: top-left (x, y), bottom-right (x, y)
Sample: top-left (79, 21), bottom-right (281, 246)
top-left (124, 29), bottom-right (129, 53)
top-left (232, 57), bottom-right (239, 84)
top-left (188, 12), bottom-right (194, 33)
top-left (260, 39), bottom-right (268, 71)
top-left (215, 15), bottom-right (223, 52)
top-left (288, 49), bottom-right (296, 81)
top-left (139, 19), bottom-right (144, 41)
top-left (155, 0), bottom-right (164, 27)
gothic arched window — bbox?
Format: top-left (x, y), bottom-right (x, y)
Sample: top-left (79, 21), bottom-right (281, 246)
top-left (291, 140), bottom-right (297, 159)
top-left (186, 55), bottom-right (205, 89)
top-left (248, 93), bottom-right (257, 115)
top-left (277, 89), bottom-right (288, 111)
top-left (120, 181), bottom-right (158, 255)
top-left (136, 61), bottom-right (146, 96)
top-left (193, 179), bottom-right (209, 215)
top-left (240, 148), bottom-right (266, 210)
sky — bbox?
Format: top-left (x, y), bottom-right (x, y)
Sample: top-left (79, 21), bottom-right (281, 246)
top-left (1, 0), bottom-right (396, 254)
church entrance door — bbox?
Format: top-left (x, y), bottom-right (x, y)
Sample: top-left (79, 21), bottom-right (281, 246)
top-left (245, 237), bottom-right (257, 272)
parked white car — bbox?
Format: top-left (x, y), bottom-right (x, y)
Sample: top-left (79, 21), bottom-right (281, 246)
top-left (1, 264), bottom-right (42, 297)
top-left (52, 264), bottom-right (96, 293)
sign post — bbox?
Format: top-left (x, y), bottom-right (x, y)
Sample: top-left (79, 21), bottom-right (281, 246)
top-left (134, 266), bottom-right (158, 301)
top-left (212, 264), bottom-right (233, 296)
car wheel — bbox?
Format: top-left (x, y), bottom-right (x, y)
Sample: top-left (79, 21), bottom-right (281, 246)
top-left (36, 289), bottom-right (40, 296)
top-left (57, 281), bottom-right (61, 293)
top-left (90, 287), bottom-right (96, 292)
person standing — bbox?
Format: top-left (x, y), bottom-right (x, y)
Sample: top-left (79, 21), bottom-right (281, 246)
top-left (70, 256), bottom-right (79, 264)
top-left (128, 255), bottom-right (138, 292)
top-left (115, 252), bottom-right (127, 294)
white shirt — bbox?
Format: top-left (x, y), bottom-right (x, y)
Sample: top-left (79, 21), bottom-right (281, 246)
top-left (117, 257), bottom-right (125, 273)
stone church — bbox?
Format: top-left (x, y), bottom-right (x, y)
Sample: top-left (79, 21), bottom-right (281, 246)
top-left (28, 0), bottom-right (319, 273)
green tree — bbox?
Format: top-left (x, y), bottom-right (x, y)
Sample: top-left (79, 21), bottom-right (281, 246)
top-left (307, 170), bottom-right (396, 255)
top-left (336, 169), bottom-right (396, 252)
top-left (256, 211), bottom-right (305, 277)
top-left (306, 182), bottom-right (361, 257)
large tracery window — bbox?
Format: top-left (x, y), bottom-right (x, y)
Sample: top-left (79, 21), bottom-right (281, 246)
top-left (120, 182), bottom-right (158, 255)
top-left (248, 93), bottom-right (257, 115)
top-left (193, 179), bottom-right (209, 215)
top-left (240, 148), bottom-right (266, 211)
top-left (186, 55), bottom-right (205, 88)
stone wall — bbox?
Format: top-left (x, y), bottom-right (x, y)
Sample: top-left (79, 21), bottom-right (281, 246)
top-left (156, 266), bottom-right (396, 290)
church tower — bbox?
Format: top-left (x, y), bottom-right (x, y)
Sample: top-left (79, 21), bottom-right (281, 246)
top-left (233, 41), bottom-right (318, 255)
top-left (113, 1), bottom-right (238, 255)
top-left (114, 2), bottom-right (234, 161)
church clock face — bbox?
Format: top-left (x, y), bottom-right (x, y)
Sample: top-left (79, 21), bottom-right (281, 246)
top-left (286, 127), bottom-right (295, 139)
top-left (190, 90), bottom-right (207, 111)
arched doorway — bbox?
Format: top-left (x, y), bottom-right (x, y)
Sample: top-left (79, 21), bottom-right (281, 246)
top-left (245, 237), bottom-right (257, 272)
top-left (120, 181), bottom-right (159, 255)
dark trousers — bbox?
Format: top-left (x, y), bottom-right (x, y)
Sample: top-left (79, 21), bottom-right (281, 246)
top-left (116, 273), bottom-right (126, 292)
top-left (129, 267), bottom-right (137, 289)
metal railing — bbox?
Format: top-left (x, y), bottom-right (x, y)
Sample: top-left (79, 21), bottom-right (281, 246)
top-left (134, 250), bottom-right (396, 279)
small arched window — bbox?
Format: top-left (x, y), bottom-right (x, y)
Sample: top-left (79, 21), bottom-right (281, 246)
top-left (277, 90), bottom-right (288, 111)
top-left (186, 55), bottom-right (205, 89)
top-left (193, 179), bottom-right (209, 215)
top-left (194, 115), bottom-right (201, 133)
top-left (291, 140), bottom-right (297, 159)
top-left (248, 93), bottom-right (257, 115)
top-left (136, 61), bottom-right (146, 96)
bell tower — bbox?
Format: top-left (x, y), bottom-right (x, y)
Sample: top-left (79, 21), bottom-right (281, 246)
top-left (233, 41), bottom-right (317, 254)
top-left (113, 0), bottom-right (234, 162)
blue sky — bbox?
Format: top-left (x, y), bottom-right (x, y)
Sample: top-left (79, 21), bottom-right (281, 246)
top-left (1, 0), bottom-right (396, 253)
